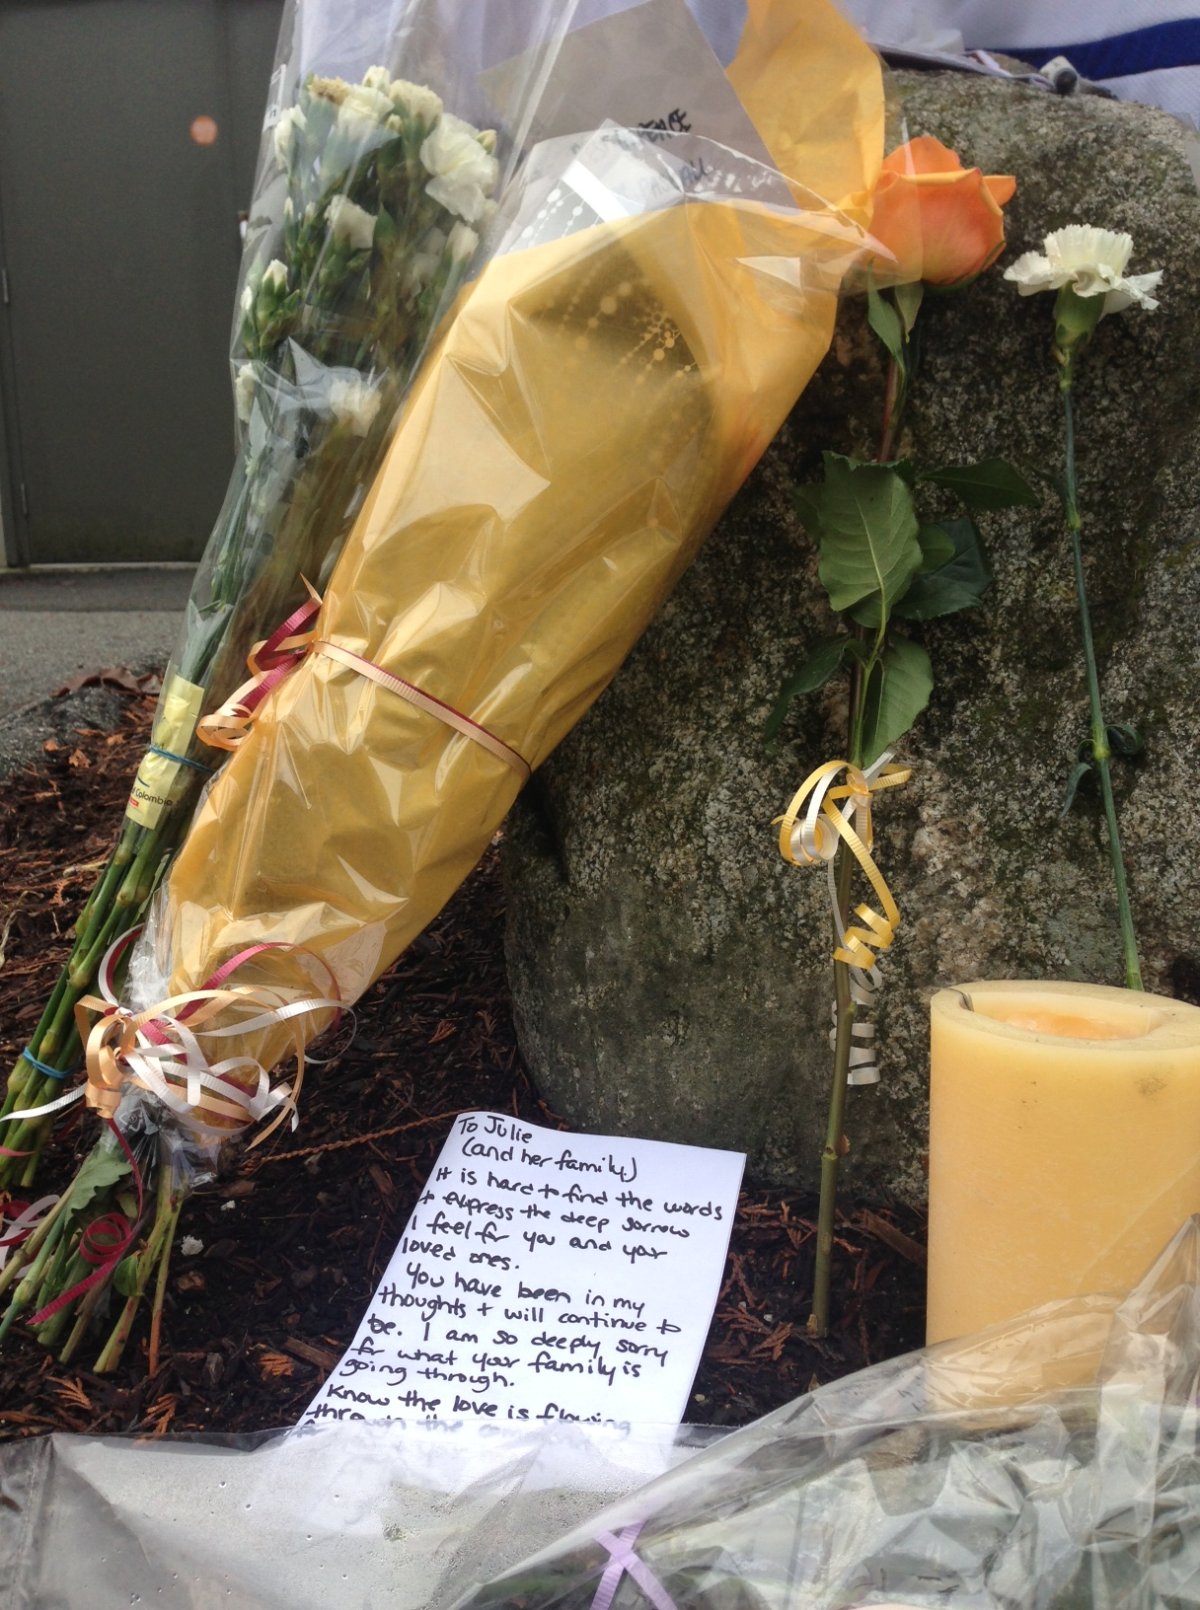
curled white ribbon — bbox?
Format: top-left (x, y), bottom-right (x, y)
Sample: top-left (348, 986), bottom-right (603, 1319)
top-left (3, 934), bottom-right (346, 1147)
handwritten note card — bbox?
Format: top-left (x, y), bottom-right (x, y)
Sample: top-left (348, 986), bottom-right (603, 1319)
top-left (300, 1113), bottom-right (744, 1432)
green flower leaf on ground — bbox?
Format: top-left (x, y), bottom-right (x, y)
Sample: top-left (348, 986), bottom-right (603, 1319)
top-left (114, 1255), bottom-right (141, 1299)
top-left (811, 453), bottom-right (923, 617)
top-left (892, 518), bottom-right (992, 621)
top-left (764, 637), bottom-right (866, 749)
top-left (69, 1148), bottom-right (132, 1217)
top-left (921, 458), bottom-right (1039, 510)
top-left (860, 638), bottom-right (933, 765)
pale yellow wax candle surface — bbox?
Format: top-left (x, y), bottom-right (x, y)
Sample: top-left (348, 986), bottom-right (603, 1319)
top-left (926, 979), bottom-right (1200, 1344)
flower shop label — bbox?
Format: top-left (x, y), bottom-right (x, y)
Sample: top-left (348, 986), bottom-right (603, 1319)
top-left (125, 672), bottom-right (205, 827)
top-left (300, 1113), bottom-right (743, 1432)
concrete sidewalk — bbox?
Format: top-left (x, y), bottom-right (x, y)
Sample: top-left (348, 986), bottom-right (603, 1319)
top-left (0, 566), bottom-right (194, 774)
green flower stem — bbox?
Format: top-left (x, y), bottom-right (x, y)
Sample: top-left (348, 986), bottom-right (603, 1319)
top-left (0, 1187), bottom-right (71, 1317)
top-left (33, 1249), bottom-right (90, 1351)
top-left (0, 809), bottom-right (181, 1189)
top-left (1061, 385), bottom-right (1144, 991)
top-left (147, 1186), bottom-right (184, 1376)
top-left (808, 833), bottom-right (859, 1340)
top-left (94, 1166), bottom-right (175, 1374)
top-left (808, 326), bottom-right (909, 1337)
top-left (879, 358), bottom-right (903, 463)
top-left (808, 648), bottom-right (867, 1340)
top-left (58, 1264), bottom-right (113, 1365)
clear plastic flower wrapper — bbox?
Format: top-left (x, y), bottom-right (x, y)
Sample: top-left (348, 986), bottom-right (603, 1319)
top-left (453, 1219), bottom-right (1200, 1610)
top-left (137, 1), bottom-right (884, 1069)
top-left (0, 0), bottom-right (567, 1182)
top-left (2, 1223), bottom-right (1199, 1609)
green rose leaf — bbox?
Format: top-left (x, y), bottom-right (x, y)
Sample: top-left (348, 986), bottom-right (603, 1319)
top-left (893, 518), bottom-right (992, 621)
top-left (1106, 722), bottom-right (1144, 759)
top-left (812, 453), bottom-right (923, 617)
top-left (917, 522), bottom-right (957, 572)
top-left (860, 638), bottom-right (933, 765)
top-left (867, 282), bottom-right (907, 375)
top-left (894, 279), bottom-right (925, 336)
top-left (764, 637), bottom-right (866, 749)
top-left (921, 458), bottom-right (1039, 511)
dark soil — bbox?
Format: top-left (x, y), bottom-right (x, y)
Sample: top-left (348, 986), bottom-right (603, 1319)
top-left (0, 681), bottom-right (926, 1439)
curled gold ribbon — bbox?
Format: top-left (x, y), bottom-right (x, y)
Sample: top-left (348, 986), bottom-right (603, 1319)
top-left (776, 754), bottom-right (910, 1086)
top-left (1, 937), bottom-right (342, 1148)
top-left (777, 755), bottom-right (909, 966)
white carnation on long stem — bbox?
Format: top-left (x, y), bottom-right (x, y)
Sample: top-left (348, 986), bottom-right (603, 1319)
top-left (420, 113), bottom-right (499, 223)
top-left (234, 362), bottom-right (256, 424)
top-left (1005, 225), bottom-right (1162, 315)
top-left (273, 104), bottom-right (306, 170)
top-left (390, 77), bottom-right (443, 126)
top-left (337, 82), bottom-right (395, 143)
top-left (328, 375), bottom-right (383, 436)
top-left (326, 195), bottom-right (376, 252)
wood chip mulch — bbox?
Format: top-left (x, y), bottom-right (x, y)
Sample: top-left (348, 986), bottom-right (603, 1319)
top-left (0, 680), bottom-right (926, 1440)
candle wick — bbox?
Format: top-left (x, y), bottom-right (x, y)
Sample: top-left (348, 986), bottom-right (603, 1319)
top-left (953, 989), bottom-right (974, 1012)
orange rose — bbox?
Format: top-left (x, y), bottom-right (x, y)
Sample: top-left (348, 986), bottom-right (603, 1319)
top-left (866, 135), bottom-right (1016, 288)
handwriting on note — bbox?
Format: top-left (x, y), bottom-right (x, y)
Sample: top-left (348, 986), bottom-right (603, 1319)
top-left (300, 1112), bottom-right (744, 1432)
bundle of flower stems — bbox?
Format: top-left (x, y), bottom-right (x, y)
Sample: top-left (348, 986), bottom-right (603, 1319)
top-left (0, 0), bottom-right (883, 1370)
top-left (0, 65), bottom-right (498, 1194)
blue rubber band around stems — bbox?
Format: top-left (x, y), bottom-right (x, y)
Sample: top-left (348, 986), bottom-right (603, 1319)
top-left (148, 744), bottom-right (214, 775)
top-left (21, 1048), bottom-right (74, 1083)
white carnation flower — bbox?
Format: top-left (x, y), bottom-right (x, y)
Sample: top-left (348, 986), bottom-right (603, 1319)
top-left (446, 220), bottom-right (479, 263)
top-left (234, 362), bottom-right (256, 423)
top-left (328, 375), bottom-right (383, 436)
top-left (240, 281), bottom-right (256, 319)
top-left (273, 104), bottom-right (306, 169)
top-left (420, 113), bottom-right (499, 223)
top-left (326, 195), bottom-right (376, 252)
top-left (337, 82), bottom-right (394, 144)
top-left (262, 258), bottom-right (289, 296)
top-left (361, 65), bottom-right (391, 93)
top-left (1004, 225), bottom-right (1162, 316)
top-left (390, 78), bottom-right (443, 126)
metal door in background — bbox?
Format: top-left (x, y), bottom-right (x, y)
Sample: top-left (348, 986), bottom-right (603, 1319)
top-left (0, 0), bottom-right (285, 566)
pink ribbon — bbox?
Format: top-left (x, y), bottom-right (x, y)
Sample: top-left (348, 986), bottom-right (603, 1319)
top-left (0, 1194), bottom-right (59, 1270)
top-left (28, 1115), bottom-right (144, 1325)
top-left (591, 1524), bottom-right (679, 1610)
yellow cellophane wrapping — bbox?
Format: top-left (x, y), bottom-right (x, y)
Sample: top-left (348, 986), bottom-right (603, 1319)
top-left (149, 13), bottom-right (883, 1076)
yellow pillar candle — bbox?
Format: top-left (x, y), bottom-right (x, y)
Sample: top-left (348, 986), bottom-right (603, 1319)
top-left (927, 980), bottom-right (1200, 1344)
